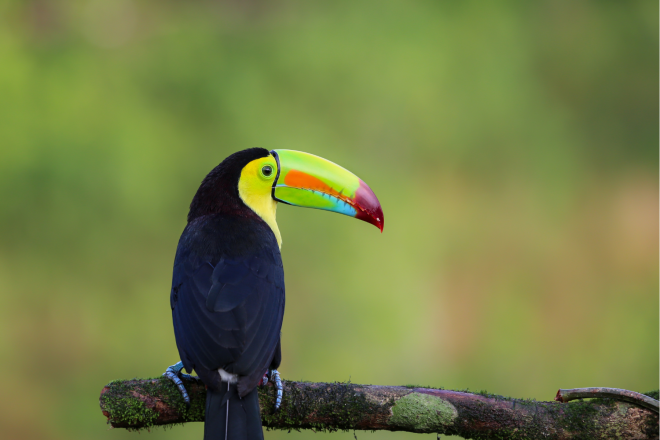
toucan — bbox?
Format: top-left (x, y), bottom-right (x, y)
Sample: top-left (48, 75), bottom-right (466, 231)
top-left (163, 148), bottom-right (383, 440)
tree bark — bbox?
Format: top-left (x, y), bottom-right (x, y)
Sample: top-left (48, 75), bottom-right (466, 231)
top-left (99, 377), bottom-right (659, 439)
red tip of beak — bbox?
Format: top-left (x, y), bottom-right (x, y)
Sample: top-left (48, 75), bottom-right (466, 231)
top-left (354, 180), bottom-right (384, 232)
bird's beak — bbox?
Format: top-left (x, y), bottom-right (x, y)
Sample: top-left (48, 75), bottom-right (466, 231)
top-left (270, 150), bottom-right (384, 232)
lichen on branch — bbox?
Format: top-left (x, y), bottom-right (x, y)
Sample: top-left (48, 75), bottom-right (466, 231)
top-left (99, 377), bottom-right (659, 439)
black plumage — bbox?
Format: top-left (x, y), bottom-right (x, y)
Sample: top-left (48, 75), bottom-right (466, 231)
top-left (170, 148), bottom-right (285, 440)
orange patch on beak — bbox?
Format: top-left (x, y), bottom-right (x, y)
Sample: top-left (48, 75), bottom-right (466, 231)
top-left (283, 170), bottom-right (355, 206)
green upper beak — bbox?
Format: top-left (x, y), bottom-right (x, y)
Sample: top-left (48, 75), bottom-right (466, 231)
top-left (270, 150), bottom-right (384, 231)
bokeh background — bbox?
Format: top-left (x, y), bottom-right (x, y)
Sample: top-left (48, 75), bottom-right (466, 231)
top-left (0, 1), bottom-right (657, 439)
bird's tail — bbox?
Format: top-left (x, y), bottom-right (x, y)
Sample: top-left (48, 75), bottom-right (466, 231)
top-left (204, 383), bottom-right (263, 440)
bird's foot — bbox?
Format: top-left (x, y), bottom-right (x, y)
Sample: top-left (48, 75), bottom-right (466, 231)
top-left (263, 369), bottom-right (283, 411)
top-left (162, 361), bottom-right (200, 407)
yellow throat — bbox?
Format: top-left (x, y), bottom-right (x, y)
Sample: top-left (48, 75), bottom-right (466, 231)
top-left (238, 156), bottom-right (282, 248)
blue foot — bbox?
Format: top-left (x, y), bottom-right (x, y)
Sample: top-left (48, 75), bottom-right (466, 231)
top-left (163, 361), bottom-right (199, 407)
top-left (269, 369), bottom-right (283, 411)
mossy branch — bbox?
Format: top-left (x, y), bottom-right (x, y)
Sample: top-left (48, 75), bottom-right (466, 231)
top-left (100, 377), bottom-right (659, 439)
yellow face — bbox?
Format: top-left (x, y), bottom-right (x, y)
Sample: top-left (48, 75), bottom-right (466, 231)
top-left (238, 155), bottom-right (281, 247)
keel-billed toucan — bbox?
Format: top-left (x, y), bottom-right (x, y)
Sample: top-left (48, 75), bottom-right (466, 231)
top-left (164, 148), bottom-right (383, 440)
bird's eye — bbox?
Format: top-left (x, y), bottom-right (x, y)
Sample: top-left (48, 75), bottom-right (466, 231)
top-left (261, 165), bottom-right (273, 177)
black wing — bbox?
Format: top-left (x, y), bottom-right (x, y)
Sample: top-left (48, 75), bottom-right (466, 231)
top-left (170, 224), bottom-right (284, 395)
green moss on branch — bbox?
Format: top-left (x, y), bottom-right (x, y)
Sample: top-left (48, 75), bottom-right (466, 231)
top-left (99, 378), bottom-right (659, 439)
top-left (100, 377), bottom-right (206, 430)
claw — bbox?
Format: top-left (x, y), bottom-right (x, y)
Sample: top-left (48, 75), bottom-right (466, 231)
top-left (259, 372), bottom-right (269, 387)
top-left (269, 369), bottom-right (283, 411)
top-left (163, 361), bottom-right (197, 407)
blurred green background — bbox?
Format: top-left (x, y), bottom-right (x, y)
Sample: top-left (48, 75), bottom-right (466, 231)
top-left (0, 1), bottom-right (657, 439)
